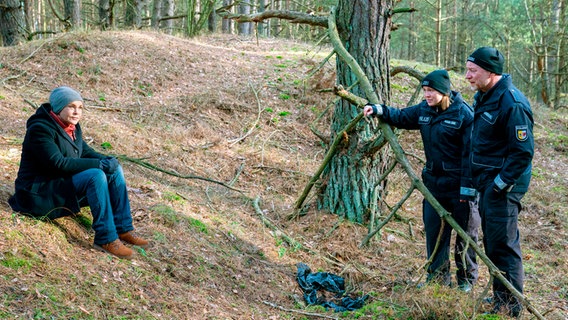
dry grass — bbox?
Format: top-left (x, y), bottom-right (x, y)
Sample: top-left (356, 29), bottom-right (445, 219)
top-left (0, 30), bottom-right (566, 319)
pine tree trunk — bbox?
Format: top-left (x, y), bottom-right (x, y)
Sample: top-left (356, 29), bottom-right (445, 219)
top-left (319, 0), bottom-right (394, 223)
top-left (64, 0), bottom-right (81, 29)
top-left (221, 0), bottom-right (231, 33)
top-left (0, 0), bottom-right (26, 46)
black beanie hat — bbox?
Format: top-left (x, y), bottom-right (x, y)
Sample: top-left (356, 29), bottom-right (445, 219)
top-left (467, 46), bottom-right (504, 75)
top-left (421, 69), bottom-right (451, 96)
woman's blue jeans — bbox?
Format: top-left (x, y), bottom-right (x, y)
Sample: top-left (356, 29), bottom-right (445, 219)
top-left (72, 166), bottom-right (133, 245)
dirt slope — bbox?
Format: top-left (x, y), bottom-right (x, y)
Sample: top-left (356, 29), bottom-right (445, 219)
top-left (0, 31), bottom-right (566, 319)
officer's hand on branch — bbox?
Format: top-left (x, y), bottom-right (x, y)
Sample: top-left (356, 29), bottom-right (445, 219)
top-left (363, 103), bottom-right (383, 117)
top-left (100, 157), bottom-right (119, 174)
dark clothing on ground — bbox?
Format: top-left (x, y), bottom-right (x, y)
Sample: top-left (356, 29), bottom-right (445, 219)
top-left (470, 74), bottom-right (534, 306)
top-left (378, 91), bottom-right (480, 285)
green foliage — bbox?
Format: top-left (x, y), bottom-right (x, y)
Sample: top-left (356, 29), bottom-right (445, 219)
top-left (150, 203), bottom-right (180, 226)
top-left (163, 191), bottom-right (183, 202)
top-left (89, 64), bottom-right (102, 75)
top-left (278, 93), bottom-right (290, 100)
top-left (188, 217), bottom-right (208, 234)
top-left (1, 255), bottom-right (32, 270)
top-left (73, 213), bottom-right (92, 230)
top-left (277, 247), bottom-right (287, 258)
top-left (100, 141), bottom-right (113, 150)
top-left (391, 83), bottom-right (411, 93)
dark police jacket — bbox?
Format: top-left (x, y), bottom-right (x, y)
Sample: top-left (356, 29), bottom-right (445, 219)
top-left (9, 103), bottom-right (106, 218)
top-left (470, 74), bottom-right (534, 193)
top-left (379, 91), bottom-right (473, 199)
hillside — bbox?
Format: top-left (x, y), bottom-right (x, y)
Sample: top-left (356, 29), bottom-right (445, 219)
top-left (0, 31), bottom-right (567, 319)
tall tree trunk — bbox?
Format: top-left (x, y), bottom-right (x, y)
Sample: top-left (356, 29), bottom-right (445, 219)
top-left (125, 0), bottom-right (135, 27)
top-left (434, 0), bottom-right (441, 66)
top-left (207, 5), bottom-right (216, 32)
top-left (64, 0), bottom-right (81, 29)
top-left (151, 0), bottom-right (162, 29)
top-left (257, 0), bottom-right (267, 36)
top-left (160, 0), bottom-right (174, 33)
top-left (99, 0), bottom-right (110, 30)
top-left (237, 1), bottom-right (251, 35)
top-left (553, 0), bottom-right (566, 109)
top-left (407, 0), bottom-right (415, 60)
top-left (0, 0), bottom-right (26, 46)
top-left (319, 0), bottom-right (394, 222)
top-left (221, 0), bottom-right (231, 33)
top-left (23, 0), bottom-right (32, 35)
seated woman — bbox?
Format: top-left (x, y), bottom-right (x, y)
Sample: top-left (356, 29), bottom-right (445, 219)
top-left (9, 86), bottom-right (149, 259)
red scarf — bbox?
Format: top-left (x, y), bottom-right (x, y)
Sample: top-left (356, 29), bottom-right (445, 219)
top-left (49, 111), bottom-right (76, 140)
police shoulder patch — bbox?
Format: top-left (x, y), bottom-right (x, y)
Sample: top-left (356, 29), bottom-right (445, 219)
top-left (515, 125), bottom-right (528, 141)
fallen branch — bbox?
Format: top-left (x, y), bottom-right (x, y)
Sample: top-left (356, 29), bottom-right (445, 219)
top-left (262, 300), bottom-right (338, 319)
top-left (117, 155), bottom-right (244, 193)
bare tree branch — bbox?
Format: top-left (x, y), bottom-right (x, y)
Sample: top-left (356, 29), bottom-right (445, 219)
top-left (218, 10), bottom-right (328, 27)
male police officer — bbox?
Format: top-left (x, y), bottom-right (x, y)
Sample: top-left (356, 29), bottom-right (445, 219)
top-left (465, 47), bottom-right (534, 317)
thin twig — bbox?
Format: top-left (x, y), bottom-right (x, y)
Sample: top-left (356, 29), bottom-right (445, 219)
top-left (360, 185), bottom-right (415, 247)
top-left (262, 300), bottom-right (338, 319)
top-left (228, 83), bottom-right (264, 146)
top-left (252, 196), bottom-right (342, 267)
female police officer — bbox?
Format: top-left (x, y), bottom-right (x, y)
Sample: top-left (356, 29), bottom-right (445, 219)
top-left (364, 70), bottom-right (480, 291)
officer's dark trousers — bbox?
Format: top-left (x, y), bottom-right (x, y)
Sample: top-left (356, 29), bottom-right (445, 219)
top-left (479, 186), bottom-right (524, 305)
top-left (423, 197), bottom-right (479, 286)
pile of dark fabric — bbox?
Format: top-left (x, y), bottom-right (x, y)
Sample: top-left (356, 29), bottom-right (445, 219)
top-left (295, 263), bottom-right (369, 312)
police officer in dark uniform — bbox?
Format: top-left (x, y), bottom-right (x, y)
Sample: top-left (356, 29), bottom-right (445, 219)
top-left (364, 69), bottom-right (480, 292)
top-left (465, 47), bottom-right (534, 317)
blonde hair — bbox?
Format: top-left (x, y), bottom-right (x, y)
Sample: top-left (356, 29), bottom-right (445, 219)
top-left (440, 95), bottom-right (451, 111)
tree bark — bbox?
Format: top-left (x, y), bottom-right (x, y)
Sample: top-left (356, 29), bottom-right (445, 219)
top-left (64, 0), bottom-right (81, 29)
top-left (237, 2), bottom-right (251, 35)
top-left (318, 0), bottom-right (394, 223)
top-left (160, 0), bottom-right (174, 33)
top-left (98, 0), bottom-right (111, 30)
top-left (221, 0), bottom-right (232, 33)
top-left (0, 0), bottom-right (26, 46)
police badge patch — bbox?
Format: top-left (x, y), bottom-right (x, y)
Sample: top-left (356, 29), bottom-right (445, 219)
top-left (516, 125), bottom-right (528, 141)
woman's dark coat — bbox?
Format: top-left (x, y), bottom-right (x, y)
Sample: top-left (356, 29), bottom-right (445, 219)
top-left (379, 91), bottom-right (474, 199)
top-left (9, 103), bottom-right (105, 218)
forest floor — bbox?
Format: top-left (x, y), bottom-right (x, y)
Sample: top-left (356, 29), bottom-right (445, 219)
top-left (0, 30), bottom-right (566, 320)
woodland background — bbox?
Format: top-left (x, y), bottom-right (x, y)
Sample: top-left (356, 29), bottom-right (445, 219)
top-left (0, 0), bottom-right (567, 319)
top-left (1, 0), bottom-right (567, 109)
